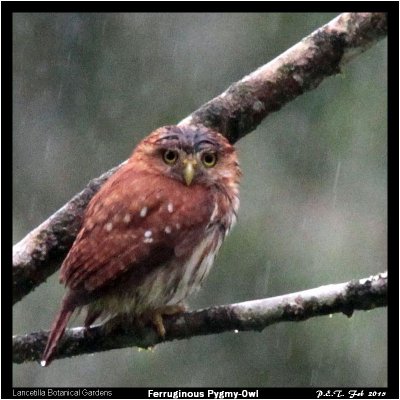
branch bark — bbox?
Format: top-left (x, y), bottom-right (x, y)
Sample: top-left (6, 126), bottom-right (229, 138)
top-left (12, 12), bottom-right (387, 304)
top-left (13, 272), bottom-right (387, 364)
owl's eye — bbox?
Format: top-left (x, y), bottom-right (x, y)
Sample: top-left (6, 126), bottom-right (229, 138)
top-left (201, 152), bottom-right (217, 168)
top-left (162, 149), bottom-right (179, 165)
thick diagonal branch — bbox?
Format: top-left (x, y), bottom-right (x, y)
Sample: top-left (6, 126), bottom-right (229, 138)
top-left (13, 272), bottom-right (387, 364)
top-left (12, 12), bottom-right (387, 304)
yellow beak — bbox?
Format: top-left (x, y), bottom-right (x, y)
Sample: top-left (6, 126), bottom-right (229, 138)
top-left (183, 158), bottom-right (197, 186)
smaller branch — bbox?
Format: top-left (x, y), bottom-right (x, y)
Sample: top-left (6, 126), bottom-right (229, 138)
top-left (13, 272), bottom-right (387, 365)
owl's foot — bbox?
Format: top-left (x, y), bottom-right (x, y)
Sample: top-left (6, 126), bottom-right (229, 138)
top-left (146, 304), bottom-right (187, 337)
top-left (84, 310), bottom-right (102, 330)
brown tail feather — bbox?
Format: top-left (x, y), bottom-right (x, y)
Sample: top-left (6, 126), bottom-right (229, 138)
top-left (41, 300), bottom-right (74, 367)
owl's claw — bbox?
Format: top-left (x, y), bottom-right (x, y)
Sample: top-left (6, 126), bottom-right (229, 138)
top-left (152, 312), bottom-right (166, 337)
top-left (148, 304), bottom-right (187, 337)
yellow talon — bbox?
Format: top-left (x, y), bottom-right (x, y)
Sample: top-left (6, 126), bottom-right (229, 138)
top-left (152, 312), bottom-right (166, 337)
top-left (147, 305), bottom-right (187, 337)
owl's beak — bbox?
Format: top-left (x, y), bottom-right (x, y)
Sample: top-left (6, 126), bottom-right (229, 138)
top-left (182, 158), bottom-right (197, 186)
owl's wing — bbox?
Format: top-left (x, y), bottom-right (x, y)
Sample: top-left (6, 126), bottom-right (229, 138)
top-left (60, 166), bottom-right (214, 293)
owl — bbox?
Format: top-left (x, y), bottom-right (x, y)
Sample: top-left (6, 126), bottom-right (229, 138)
top-left (41, 124), bottom-right (241, 366)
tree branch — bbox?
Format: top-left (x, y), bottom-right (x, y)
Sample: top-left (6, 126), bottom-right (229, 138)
top-left (13, 272), bottom-right (387, 364)
top-left (13, 164), bottom-right (124, 304)
top-left (179, 12), bottom-right (387, 143)
top-left (12, 12), bottom-right (387, 304)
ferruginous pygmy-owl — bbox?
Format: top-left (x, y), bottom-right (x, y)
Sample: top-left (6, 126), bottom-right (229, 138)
top-left (41, 124), bottom-right (241, 366)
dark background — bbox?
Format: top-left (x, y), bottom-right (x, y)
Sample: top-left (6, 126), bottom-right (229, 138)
top-left (13, 13), bottom-right (387, 387)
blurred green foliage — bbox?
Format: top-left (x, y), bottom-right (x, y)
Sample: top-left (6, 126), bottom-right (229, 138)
top-left (13, 13), bottom-right (387, 387)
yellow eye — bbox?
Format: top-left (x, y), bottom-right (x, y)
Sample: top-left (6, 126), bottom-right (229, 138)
top-left (201, 152), bottom-right (217, 168)
top-left (162, 150), bottom-right (179, 165)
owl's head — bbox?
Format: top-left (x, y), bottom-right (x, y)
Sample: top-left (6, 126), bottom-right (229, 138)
top-left (131, 125), bottom-right (241, 190)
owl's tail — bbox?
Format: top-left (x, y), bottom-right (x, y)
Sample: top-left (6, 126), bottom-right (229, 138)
top-left (41, 297), bottom-right (74, 367)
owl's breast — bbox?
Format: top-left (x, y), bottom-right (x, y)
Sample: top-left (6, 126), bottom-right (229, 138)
top-left (113, 226), bottom-right (223, 317)
top-left (85, 183), bottom-right (238, 320)
top-left (166, 226), bottom-right (224, 305)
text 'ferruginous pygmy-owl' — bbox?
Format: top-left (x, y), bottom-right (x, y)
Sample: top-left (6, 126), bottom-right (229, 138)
top-left (42, 124), bottom-right (241, 366)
